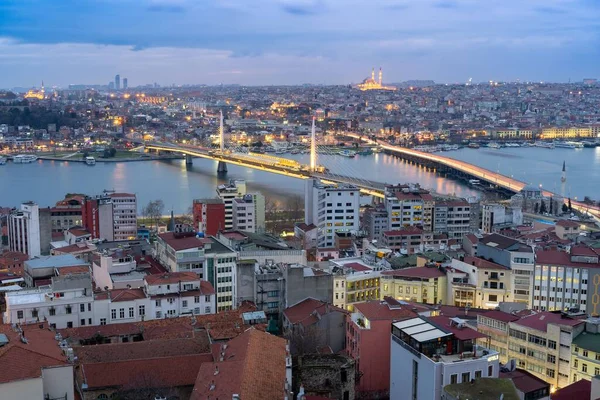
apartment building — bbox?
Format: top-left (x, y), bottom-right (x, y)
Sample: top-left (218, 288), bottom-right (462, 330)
top-left (304, 178), bottom-right (360, 248)
top-left (477, 233), bottom-right (535, 305)
top-left (571, 319), bottom-right (600, 384)
top-left (8, 202), bottom-right (41, 257)
top-left (532, 247), bottom-right (600, 313)
top-left (390, 315), bottom-right (500, 400)
top-left (380, 265), bottom-right (447, 305)
top-left (154, 232), bottom-right (237, 311)
top-left (481, 203), bottom-right (524, 233)
top-left (477, 310), bottom-right (521, 364)
top-left (216, 179), bottom-right (246, 229)
top-left (433, 200), bottom-right (472, 239)
top-left (192, 198), bottom-right (225, 235)
top-left (330, 258), bottom-right (382, 311)
top-left (81, 192), bottom-right (137, 241)
top-left (346, 297), bottom-right (416, 397)
top-left (362, 205), bottom-right (388, 243)
top-left (232, 195), bottom-right (257, 232)
top-left (385, 185), bottom-right (434, 232)
top-left (3, 271), bottom-right (215, 328)
top-left (447, 256), bottom-right (513, 309)
top-left (507, 311), bottom-right (585, 390)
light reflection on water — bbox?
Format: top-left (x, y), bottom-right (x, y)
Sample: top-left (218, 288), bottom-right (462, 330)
top-left (0, 147), bottom-right (596, 213)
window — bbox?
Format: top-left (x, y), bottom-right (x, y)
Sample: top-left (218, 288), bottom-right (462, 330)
top-left (575, 359), bottom-right (579, 368)
top-left (475, 370), bottom-right (482, 379)
top-left (489, 294), bottom-right (498, 302)
top-left (67, 321), bottom-right (73, 328)
top-left (462, 372), bottom-right (470, 383)
top-left (205, 306), bottom-right (211, 314)
top-left (156, 300), bottom-right (161, 307)
top-left (450, 374), bottom-right (458, 384)
top-left (138, 305), bottom-right (145, 316)
top-left (111, 309), bottom-right (117, 319)
top-left (583, 350), bottom-right (589, 357)
top-left (49, 308), bottom-right (56, 316)
top-left (31, 309), bottom-right (38, 318)
top-left (182, 300), bottom-right (188, 308)
top-left (547, 354), bottom-right (556, 363)
top-left (80, 319), bottom-right (85, 326)
top-left (205, 295), bottom-right (211, 302)
top-left (413, 287), bottom-right (418, 294)
top-left (80, 304), bottom-right (86, 312)
top-left (548, 340), bottom-right (557, 350)
top-left (488, 365), bottom-right (493, 377)
top-left (66, 306), bottom-right (72, 314)
top-left (546, 368), bottom-right (555, 378)
top-left (17, 310), bottom-right (23, 319)
top-left (582, 363), bottom-right (588, 373)
top-left (129, 307), bottom-right (134, 318)
top-left (596, 367), bottom-right (600, 376)
top-left (97, 394), bottom-right (109, 399)
top-left (100, 318), bottom-right (106, 325)
top-left (88, 303), bottom-right (92, 312)
top-left (194, 296), bottom-right (200, 303)
top-left (156, 311), bottom-right (162, 318)
top-left (119, 308), bottom-right (125, 319)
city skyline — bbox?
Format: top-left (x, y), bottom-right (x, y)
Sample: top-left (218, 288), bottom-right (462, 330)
top-left (1, 0), bottom-right (599, 88)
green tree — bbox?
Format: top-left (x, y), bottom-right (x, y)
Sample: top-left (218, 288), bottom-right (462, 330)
top-left (534, 203), bottom-right (539, 213)
top-left (562, 203), bottom-right (569, 213)
top-left (539, 201), bottom-right (547, 214)
top-left (568, 198), bottom-right (572, 212)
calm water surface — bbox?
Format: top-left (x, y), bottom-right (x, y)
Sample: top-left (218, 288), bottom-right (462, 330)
top-left (0, 147), bottom-right (596, 213)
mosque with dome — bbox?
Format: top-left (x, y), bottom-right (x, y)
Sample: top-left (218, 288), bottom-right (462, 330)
top-left (356, 67), bottom-right (397, 91)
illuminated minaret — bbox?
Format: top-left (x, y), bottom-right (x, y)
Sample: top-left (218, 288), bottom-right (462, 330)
top-left (379, 68), bottom-right (382, 85)
top-left (310, 116), bottom-right (316, 172)
top-left (371, 68), bottom-right (375, 81)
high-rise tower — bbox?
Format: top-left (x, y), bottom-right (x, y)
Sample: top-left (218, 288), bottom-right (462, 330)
top-left (115, 74), bottom-right (120, 90)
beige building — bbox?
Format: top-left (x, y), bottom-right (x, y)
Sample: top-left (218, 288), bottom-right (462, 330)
top-left (330, 258), bottom-right (381, 311)
top-left (447, 256), bottom-right (513, 309)
top-left (539, 127), bottom-right (594, 139)
top-left (477, 310), bottom-right (522, 364)
top-left (507, 311), bottom-right (585, 391)
top-left (380, 265), bottom-right (447, 305)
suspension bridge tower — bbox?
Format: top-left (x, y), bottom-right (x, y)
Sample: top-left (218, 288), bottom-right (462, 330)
top-left (217, 111), bottom-right (228, 173)
top-left (310, 116), bottom-right (317, 172)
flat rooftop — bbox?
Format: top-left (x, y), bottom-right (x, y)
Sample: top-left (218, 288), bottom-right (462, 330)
top-left (444, 378), bottom-right (519, 400)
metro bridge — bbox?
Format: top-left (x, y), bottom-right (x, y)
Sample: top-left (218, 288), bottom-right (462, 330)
top-left (343, 133), bottom-right (600, 221)
top-left (143, 116), bottom-right (386, 198)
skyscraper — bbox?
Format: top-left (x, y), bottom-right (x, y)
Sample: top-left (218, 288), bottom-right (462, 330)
top-left (122, 77), bottom-right (128, 90)
top-left (115, 74), bottom-right (120, 90)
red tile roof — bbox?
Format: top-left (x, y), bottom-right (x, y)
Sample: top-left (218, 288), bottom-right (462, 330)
top-left (158, 232), bottom-right (204, 251)
top-left (56, 265), bottom-right (91, 276)
top-left (284, 298), bottom-right (347, 327)
top-left (81, 353), bottom-right (212, 390)
top-left (463, 255), bottom-right (509, 270)
top-left (145, 271), bottom-right (199, 285)
top-left (383, 226), bottom-right (424, 236)
top-left (428, 315), bottom-right (487, 341)
top-left (191, 328), bottom-right (288, 400)
top-left (0, 323), bottom-right (68, 384)
top-left (480, 310), bottom-right (521, 323)
top-left (0, 251), bottom-right (29, 263)
top-left (513, 311), bottom-right (585, 332)
top-left (354, 298), bottom-right (417, 321)
top-left (551, 379), bottom-right (591, 400)
top-left (344, 262), bottom-right (371, 272)
top-left (536, 249), bottom-right (600, 268)
top-left (382, 266), bottom-right (445, 279)
top-left (75, 335), bottom-right (211, 363)
top-left (556, 219), bottom-right (580, 228)
top-left (500, 369), bottom-right (548, 394)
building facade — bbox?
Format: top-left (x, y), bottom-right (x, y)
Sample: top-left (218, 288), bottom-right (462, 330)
top-left (8, 202), bottom-right (41, 257)
top-left (192, 198), bottom-right (225, 236)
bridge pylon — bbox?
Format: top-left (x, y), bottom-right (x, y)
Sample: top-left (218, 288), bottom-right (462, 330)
top-left (185, 154), bottom-right (193, 165)
top-left (310, 116), bottom-right (316, 172)
top-left (218, 110), bottom-right (227, 173)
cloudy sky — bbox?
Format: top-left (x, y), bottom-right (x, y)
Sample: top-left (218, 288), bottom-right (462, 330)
top-left (1, 0), bottom-right (599, 88)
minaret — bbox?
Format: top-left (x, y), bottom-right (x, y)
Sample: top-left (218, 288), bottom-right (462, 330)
top-left (219, 110), bottom-right (224, 153)
top-left (310, 116), bottom-right (316, 172)
top-left (371, 68), bottom-right (375, 81)
top-left (561, 161), bottom-right (566, 183)
top-left (379, 67), bottom-right (382, 85)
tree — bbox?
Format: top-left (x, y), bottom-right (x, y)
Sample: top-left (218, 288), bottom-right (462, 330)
top-left (534, 203), bottom-right (539, 213)
top-left (539, 201), bottom-right (547, 214)
top-left (562, 203), bottom-right (569, 213)
top-left (287, 195), bottom-right (304, 222)
top-left (549, 197), bottom-right (553, 214)
top-left (144, 200), bottom-right (165, 229)
top-left (568, 198), bottom-right (572, 212)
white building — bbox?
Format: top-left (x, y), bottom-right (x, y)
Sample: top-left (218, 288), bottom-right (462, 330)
top-left (233, 195), bottom-right (257, 232)
top-left (8, 202), bottom-right (41, 257)
top-left (109, 193), bottom-right (138, 241)
top-left (385, 184), bottom-right (434, 232)
top-left (3, 271), bottom-right (215, 329)
top-left (304, 178), bottom-right (360, 248)
top-left (390, 316), bottom-right (500, 400)
top-left (154, 232), bottom-right (238, 311)
top-left (481, 203), bottom-right (524, 233)
top-left (217, 180), bottom-right (246, 230)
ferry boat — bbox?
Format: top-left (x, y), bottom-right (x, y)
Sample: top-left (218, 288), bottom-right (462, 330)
top-left (533, 141), bottom-right (555, 149)
top-left (0, 157), bottom-right (6, 165)
top-left (442, 144), bottom-right (460, 151)
top-left (554, 141), bottom-right (584, 149)
top-left (487, 142), bottom-right (501, 149)
top-left (468, 142), bottom-right (480, 149)
top-left (338, 149), bottom-right (357, 158)
top-left (85, 156), bottom-right (96, 165)
top-left (582, 141), bottom-right (598, 148)
top-left (12, 154), bottom-right (38, 163)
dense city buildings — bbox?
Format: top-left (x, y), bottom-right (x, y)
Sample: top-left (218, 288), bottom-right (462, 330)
top-left (192, 198), bottom-right (225, 235)
top-left (81, 192), bottom-right (137, 241)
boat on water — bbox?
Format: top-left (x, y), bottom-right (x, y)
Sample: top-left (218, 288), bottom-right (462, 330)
top-left (12, 154), bottom-right (38, 163)
top-left (505, 142), bottom-right (521, 147)
top-left (275, 149), bottom-right (287, 155)
top-left (356, 148), bottom-right (373, 155)
top-left (442, 144), bottom-right (460, 151)
top-left (533, 141), bottom-right (555, 149)
top-left (554, 141), bottom-right (584, 149)
top-left (581, 141), bottom-right (597, 148)
top-left (290, 149), bottom-right (300, 155)
top-left (487, 142), bottom-right (501, 149)
top-left (0, 157), bottom-right (6, 165)
top-left (468, 142), bottom-right (480, 149)
top-left (85, 156), bottom-right (96, 165)
top-left (338, 149), bottom-right (357, 157)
